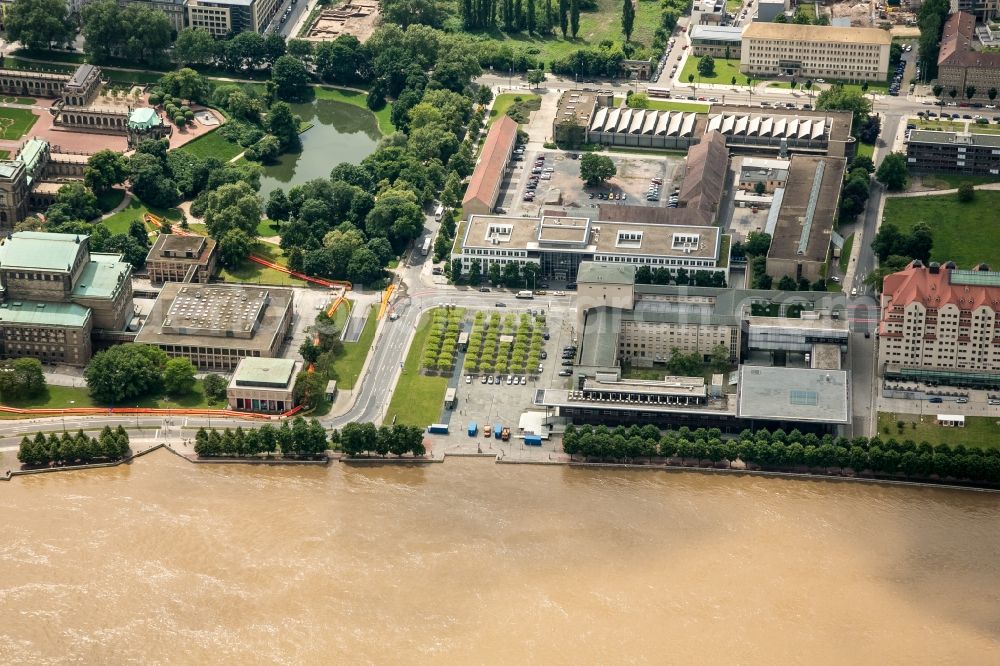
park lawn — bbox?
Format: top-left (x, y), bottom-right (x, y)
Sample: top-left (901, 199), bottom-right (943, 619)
top-left (385, 310), bottom-right (450, 427)
top-left (177, 129), bottom-right (244, 162)
top-left (101, 197), bottom-right (182, 235)
top-left (489, 93), bottom-right (541, 126)
top-left (328, 303), bottom-right (378, 390)
top-left (916, 173), bottom-right (1000, 190)
top-left (883, 190), bottom-right (1000, 268)
top-left (797, 3), bottom-right (817, 19)
top-left (644, 99), bottom-right (711, 113)
top-left (1, 57), bottom-right (75, 73)
top-left (101, 69), bottom-right (163, 85)
top-left (680, 56), bottom-right (747, 86)
top-left (472, 0), bottom-right (661, 65)
top-left (96, 187), bottom-right (126, 213)
top-left (218, 240), bottom-right (309, 286)
top-left (0, 150), bottom-right (9, 159)
top-left (256, 218), bottom-right (280, 237)
top-left (314, 86), bottom-right (394, 135)
top-left (0, 380), bottom-right (224, 419)
top-left (0, 107), bottom-right (38, 140)
top-left (0, 96), bottom-right (36, 105)
top-left (877, 412), bottom-right (1000, 450)
top-left (855, 142), bottom-right (874, 160)
top-left (839, 233), bottom-right (854, 272)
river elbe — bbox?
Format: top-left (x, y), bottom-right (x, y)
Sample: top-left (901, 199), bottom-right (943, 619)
top-left (1, 451), bottom-right (998, 664)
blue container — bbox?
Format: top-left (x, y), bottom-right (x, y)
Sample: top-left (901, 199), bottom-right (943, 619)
top-left (427, 423), bottom-right (449, 434)
top-left (524, 434), bottom-right (542, 446)
top-left (467, 422), bottom-right (478, 436)
top-left (493, 423), bottom-right (502, 438)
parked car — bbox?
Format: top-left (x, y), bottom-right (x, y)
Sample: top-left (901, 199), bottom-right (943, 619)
top-left (479, 287), bottom-right (491, 292)
top-left (956, 398), bottom-right (969, 404)
top-left (929, 397), bottom-right (943, 403)
top-left (495, 302), bottom-right (506, 307)
top-left (466, 375), bottom-right (472, 384)
top-left (481, 375), bottom-right (488, 384)
top-left (487, 375), bottom-right (494, 384)
top-left (558, 369), bottom-right (572, 377)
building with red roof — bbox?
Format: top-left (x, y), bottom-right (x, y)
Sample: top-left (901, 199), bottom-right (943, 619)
top-left (878, 260), bottom-right (1000, 387)
top-left (462, 115), bottom-right (518, 217)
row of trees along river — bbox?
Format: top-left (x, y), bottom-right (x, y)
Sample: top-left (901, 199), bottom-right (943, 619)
top-left (17, 427), bottom-right (131, 467)
top-left (563, 425), bottom-right (1000, 486)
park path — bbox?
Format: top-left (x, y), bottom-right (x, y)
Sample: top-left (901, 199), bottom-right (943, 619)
top-left (99, 190), bottom-right (133, 220)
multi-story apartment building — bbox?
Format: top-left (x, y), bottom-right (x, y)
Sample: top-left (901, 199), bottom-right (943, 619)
top-left (954, 0), bottom-right (998, 26)
top-left (689, 25), bottom-right (742, 58)
top-left (905, 129), bottom-right (1000, 176)
top-left (878, 260), bottom-right (1000, 388)
top-left (0, 231), bottom-right (134, 366)
top-left (187, 0), bottom-right (280, 36)
top-left (740, 23), bottom-right (891, 82)
top-left (937, 12), bottom-right (1000, 103)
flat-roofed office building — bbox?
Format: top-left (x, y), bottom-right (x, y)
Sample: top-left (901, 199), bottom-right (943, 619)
top-left (136, 283), bottom-right (293, 370)
top-left (740, 22), bottom-right (891, 82)
top-left (227, 357), bottom-right (300, 413)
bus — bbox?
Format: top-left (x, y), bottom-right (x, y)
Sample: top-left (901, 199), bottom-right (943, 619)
top-left (515, 290), bottom-right (534, 299)
top-left (434, 204), bottom-right (444, 221)
top-left (421, 237), bottom-right (431, 256)
top-left (647, 87), bottom-right (672, 98)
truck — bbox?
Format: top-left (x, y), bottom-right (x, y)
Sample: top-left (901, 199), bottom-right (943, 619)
top-left (493, 423), bottom-right (503, 438)
top-left (427, 423), bottom-right (449, 434)
top-left (500, 427), bottom-right (511, 442)
top-left (524, 434), bottom-right (542, 446)
top-left (515, 290), bottom-right (534, 299)
top-left (467, 421), bottom-right (478, 436)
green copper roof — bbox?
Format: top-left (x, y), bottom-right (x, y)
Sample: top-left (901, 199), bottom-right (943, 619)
top-left (128, 107), bottom-right (162, 130)
top-left (71, 253), bottom-right (131, 299)
top-left (232, 357), bottom-right (297, 389)
top-left (0, 301), bottom-right (90, 327)
top-left (0, 231), bottom-right (86, 271)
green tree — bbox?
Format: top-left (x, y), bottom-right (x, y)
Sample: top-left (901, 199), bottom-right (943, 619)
top-left (777, 275), bottom-right (797, 291)
top-left (158, 68), bottom-right (211, 105)
top-left (708, 345), bottom-right (730, 373)
top-left (47, 182), bottom-right (100, 224)
top-left (932, 84), bottom-right (943, 98)
top-left (754, 181), bottom-right (766, 196)
top-left (957, 181), bottom-right (975, 202)
top-left (966, 85), bottom-right (976, 101)
top-left (204, 181), bottom-right (262, 239)
top-left (266, 189), bottom-right (291, 222)
top-left (527, 69), bottom-right (546, 88)
top-left (622, 0), bottom-right (635, 41)
top-left (697, 55), bottom-right (715, 78)
top-left (815, 84), bottom-right (872, 136)
top-left (5, 0), bottom-right (75, 50)
top-left (666, 348), bottom-right (703, 377)
top-left (989, 88), bottom-right (998, 103)
top-left (174, 28), bottom-right (217, 65)
top-left (202, 374), bottom-right (228, 402)
top-left (267, 101), bottom-right (301, 150)
top-left (875, 152), bottom-right (909, 191)
top-left (84, 344), bottom-right (169, 404)
top-left (579, 153), bottom-right (616, 186)
top-left (626, 92), bottom-right (649, 108)
top-left (570, 0), bottom-right (580, 37)
top-left (84, 150), bottom-right (128, 196)
top-left (272, 55), bottom-right (312, 101)
top-left (559, 0), bottom-right (568, 36)
top-left (0, 358), bottom-right (46, 401)
top-left (744, 230), bottom-right (772, 256)
top-left (163, 358), bottom-right (197, 396)
top-left (949, 88), bottom-right (957, 100)
top-left (218, 228), bottom-right (255, 268)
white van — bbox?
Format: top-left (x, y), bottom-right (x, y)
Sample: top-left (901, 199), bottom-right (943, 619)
top-left (434, 205), bottom-right (444, 221)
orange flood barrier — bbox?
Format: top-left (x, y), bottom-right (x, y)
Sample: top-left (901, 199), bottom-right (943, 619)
top-left (0, 404), bottom-right (306, 420)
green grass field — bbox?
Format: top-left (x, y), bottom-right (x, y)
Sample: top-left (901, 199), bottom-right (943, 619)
top-left (839, 233), bottom-right (854, 272)
top-left (385, 310), bottom-right (450, 428)
top-left (0, 150), bottom-right (9, 159)
top-left (916, 173), bottom-right (1000, 190)
top-left (883, 191), bottom-right (1000, 268)
top-left (877, 412), bottom-right (1000, 449)
top-left (467, 0), bottom-right (661, 65)
top-left (218, 240), bottom-right (310, 286)
top-left (969, 124), bottom-right (1000, 135)
top-left (1, 57), bottom-right (75, 73)
top-left (328, 303), bottom-right (378, 390)
top-left (0, 96), bottom-right (35, 105)
top-left (855, 142), bottom-right (874, 160)
top-left (0, 380), bottom-right (225, 419)
top-left (643, 99), bottom-right (711, 113)
top-left (176, 129), bottom-right (244, 162)
top-left (101, 197), bottom-right (182, 235)
top-left (0, 107), bottom-right (38, 140)
top-left (680, 57), bottom-right (747, 86)
top-left (256, 218), bottom-right (280, 237)
top-left (489, 92), bottom-right (541, 126)
top-left (314, 86), bottom-right (394, 135)
top-left (913, 117), bottom-right (965, 132)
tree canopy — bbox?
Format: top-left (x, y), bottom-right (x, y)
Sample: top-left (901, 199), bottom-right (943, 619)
top-left (580, 153), bottom-right (616, 186)
top-left (84, 344), bottom-right (169, 404)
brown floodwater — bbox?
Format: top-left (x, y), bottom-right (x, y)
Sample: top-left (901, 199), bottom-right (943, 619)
top-left (1, 451), bottom-right (998, 664)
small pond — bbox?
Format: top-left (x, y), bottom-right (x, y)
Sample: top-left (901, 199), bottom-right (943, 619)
top-left (258, 98), bottom-right (380, 198)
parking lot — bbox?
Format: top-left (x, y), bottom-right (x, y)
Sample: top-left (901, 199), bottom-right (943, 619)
top-left (498, 149), bottom-right (687, 218)
top-left (427, 305), bottom-right (578, 455)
